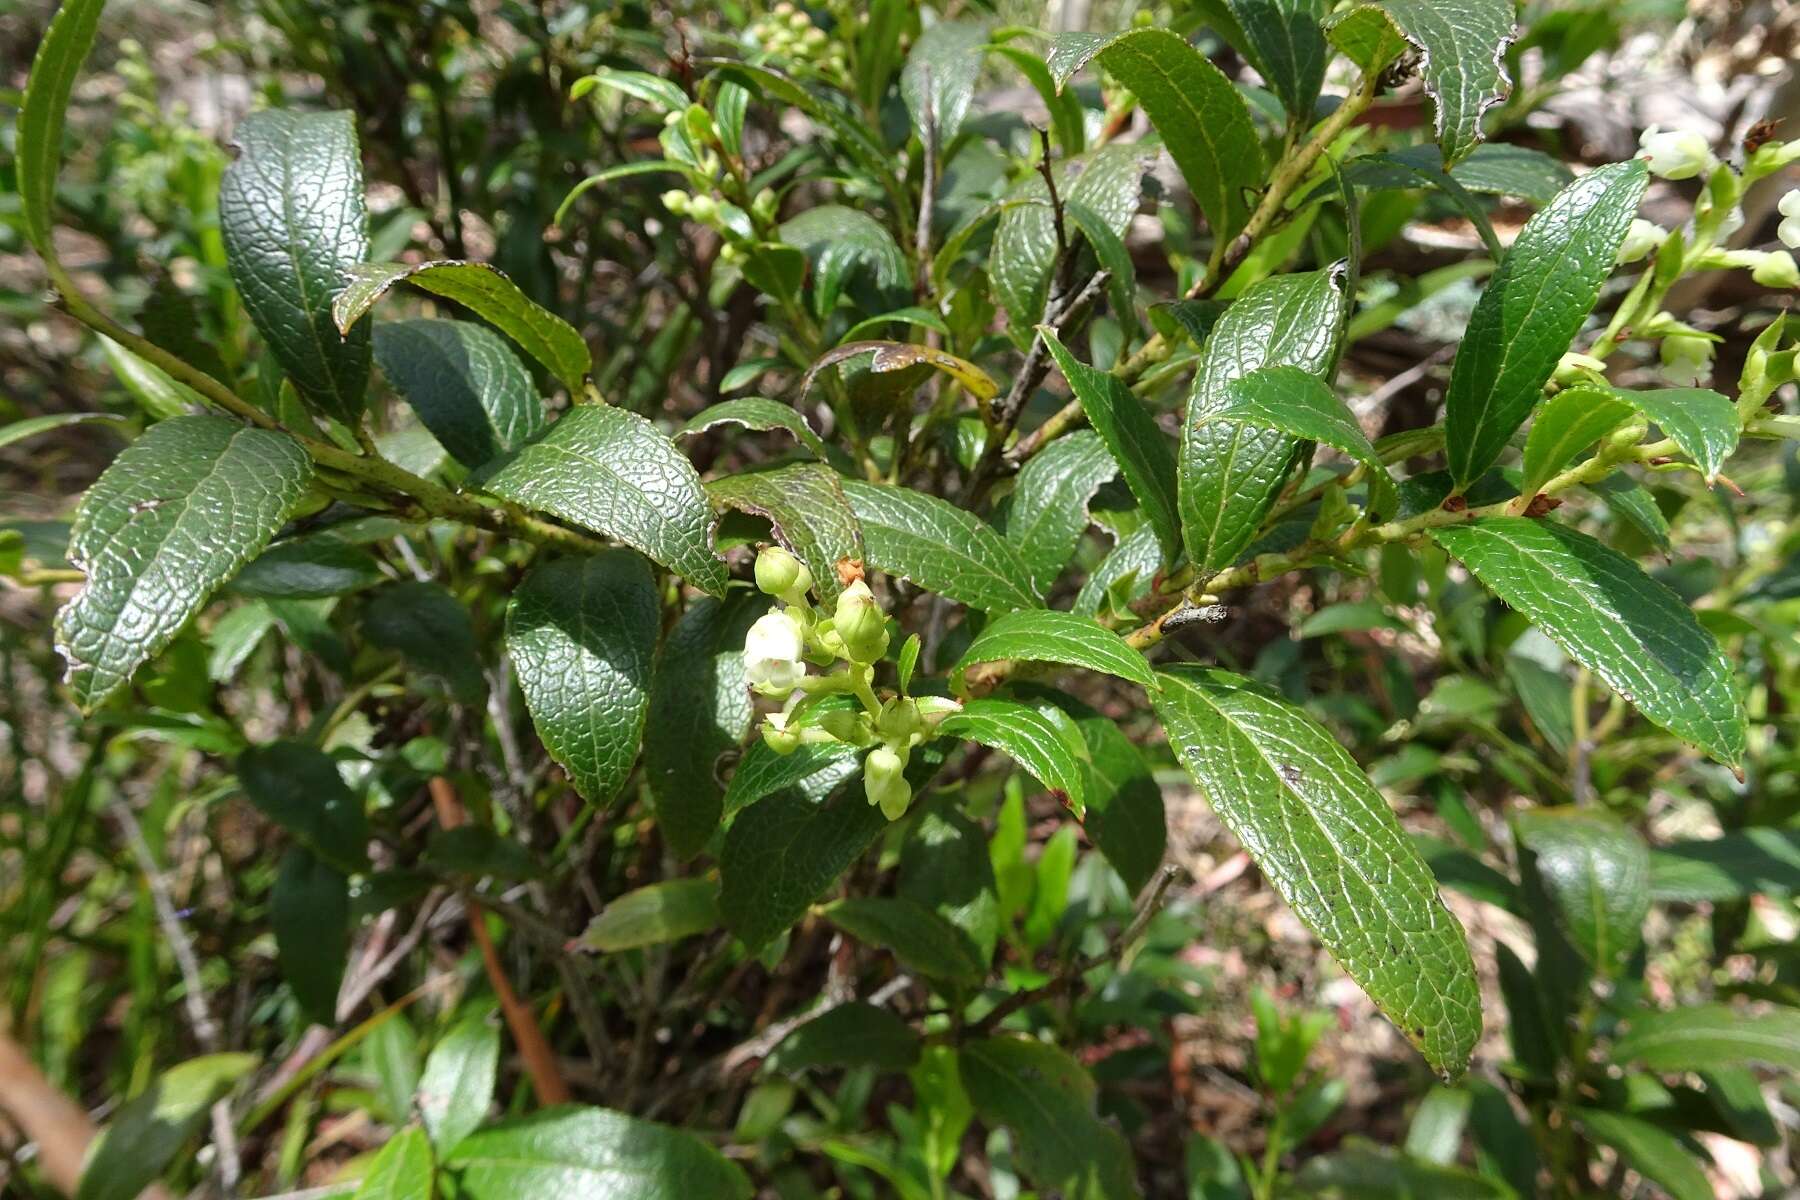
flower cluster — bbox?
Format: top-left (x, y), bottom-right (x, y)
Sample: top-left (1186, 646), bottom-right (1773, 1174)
top-left (749, 3), bottom-right (849, 79)
top-left (742, 547), bottom-right (959, 821)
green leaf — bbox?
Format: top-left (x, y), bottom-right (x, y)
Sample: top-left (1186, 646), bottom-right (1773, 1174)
top-left (446, 1105), bottom-right (751, 1199)
top-left (1039, 333), bottom-right (1180, 561)
top-left (1066, 200), bottom-right (1139, 336)
top-left (1181, 269), bottom-right (1348, 573)
top-left (720, 784), bottom-right (885, 952)
top-left (76, 1053), bottom-right (258, 1200)
top-left (768, 1001), bottom-right (921, 1073)
top-left (219, 110), bottom-right (372, 426)
top-left (1610, 386), bottom-right (1739, 482)
top-left (351, 1127), bottom-right (435, 1200)
top-left (1324, 0), bottom-right (1517, 166)
top-left (723, 739), bottom-right (860, 819)
top-left (841, 480), bottom-right (1039, 613)
top-left (374, 319), bottom-right (547, 470)
top-left (825, 896), bottom-right (988, 982)
top-left (1219, 365), bottom-right (1399, 517)
top-left (1571, 1109), bottom-right (1711, 1200)
top-left (645, 594), bottom-right (764, 859)
top-left (238, 741), bottom-right (369, 873)
top-left (960, 1037), bottom-right (1140, 1200)
top-left (1650, 828), bottom-right (1800, 902)
top-left (1293, 1141), bottom-right (1509, 1199)
top-left (1611, 1004), bottom-right (1800, 1073)
top-left (1154, 665), bottom-right (1480, 1077)
top-left (780, 207), bottom-right (911, 315)
top-left (1002, 429), bottom-right (1117, 596)
top-left (956, 609), bottom-right (1157, 691)
top-left (678, 397), bottom-right (829, 459)
top-left (1074, 522), bottom-right (1162, 617)
top-left (1443, 160), bottom-right (1649, 488)
top-left (1047, 30), bottom-right (1264, 244)
top-left (363, 581), bottom-right (486, 703)
top-left (938, 697), bottom-right (1089, 815)
top-left (990, 144), bottom-right (1149, 332)
top-left (1451, 142), bottom-right (1574, 205)
top-left (1518, 385), bottom-right (1633, 497)
top-left (901, 19), bottom-right (992, 144)
top-left (1225, 0), bottom-right (1329, 120)
top-left (1429, 518), bottom-right (1744, 769)
top-left (580, 878), bottom-right (721, 952)
top-left (1589, 472), bottom-right (1671, 552)
top-left (418, 1014), bottom-right (499, 1152)
top-left (569, 66), bottom-right (687, 111)
top-left (505, 551), bottom-right (659, 807)
top-left (334, 261), bottom-right (589, 394)
top-left (15, 0), bottom-right (106, 256)
top-left (899, 799), bottom-right (1002, 962)
top-left (232, 535), bottom-right (385, 600)
top-left (708, 464), bottom-right (864, 605)
top-left (1513, 808), bottom-right (1648, 975)
top-left (1338, 148), bottom-right (1504, 260)
top-left (475, 405), bottom-right (727, 597)
top-left (55, 415), bottom-right (312, 713)
top-left (1016, 686), bottom-right (1166, 897)
top-left (0, 411), bottom-right (123, 451)
top-left (271, 845), bottom-right (351, 1026)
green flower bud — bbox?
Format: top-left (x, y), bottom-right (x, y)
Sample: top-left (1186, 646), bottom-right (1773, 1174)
top-left (864, 745), bottom-right (911, 820)
top-left (819, 708), bottom-right (872, 746)
top-left (876, 697), bottom-right (920, 743)
top-left (752, 187), bottom-right (779, 224)
top-left (755, 545), bottom-right (813, 599)
top-left (832, 580), bottom-right (888, 664)
top-left (660, 189), bottom-right (690, 215)
top-left (686, 193), bottom-right (718, 222)
top-left (760, 714), bottom-right (801, 755)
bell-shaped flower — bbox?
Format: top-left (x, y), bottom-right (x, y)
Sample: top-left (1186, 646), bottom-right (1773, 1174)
top-left (1778, 189), bottom-right (1800, 250)
top-left (1638, 126), bottom-right (1713, 180)
top-left (744, 609), bottom-right (806, 696)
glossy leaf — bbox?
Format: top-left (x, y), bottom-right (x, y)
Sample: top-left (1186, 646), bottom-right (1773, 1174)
top-left (1047, 29), bottom-right (1264, 244)
top-left (768, 1002), bottom-right (921, 1073)
top-left (781, 208), bottom-right (911, 316)
top-left (0, 411), bottom-right (123, 451)
top-left (899, 799), bottom-right (1002, 962)
top-left (841, 480), bottom-right (1039, 613)
top-left (1518, 385), bottom-right (1632, 496)
top-left (678, 397), bottom-right (829, 459)
top-left (16, 0), bottom-right (106, 256)
top-left (1650, 828), bottom-right (1800, 902)
top-left (960, 1037), bottom-right (1139, 1200)
top-left (220, 110), bottom-right (372, 425)
top-left (956, 609), bottom-right (1157, 690)
top-left (55, 416), bottom-right (312, 713)
top-left (271, 846), bottom-right (350, 1026)
top-left (1181, 268), bottom-right (1347, 573)
top-left (580, 879), bottom-right (721, 952)
top-left (363, 581), bottom-right (486, 703)
top-left (1002, 429), bottom-right (1117, 596)
top-left (1443, 160), bottom-right (1648, 488)
top-left (1430, 518), bottom-right (1744, 768)
top-left (938, 697), bottom-right (1089, 815)
top-left (232, 535), bottom-right (386, 599)
top-left (1041, 333), bottom-right (1180, 562)
top-left (721, 783), bottom-right (885, 952)
top-left (1154, 665), bottom-right (1480, 1077)
top-left (645, 594), bottom-right (764, 859)
top-left (446, 1105), bottom-right (751, 1199)
top-left (505, 551), bottom-right (659, 807)
top-left (418, 1014), bottom-right (499, 1152)
top-left (476, 405), bottom-right (727, 597)
top-left (238, 741), bottom-right (369, 873)
top-left (1451, 142), bottom-right (1574, 205)
top-left (1226, 0), bottom-right (1329, 121)
top-left (1571, 1110), bottom-right (1710, 1200)
top-left (825, 896), bottom-right (988, 982)
top-left (708, 463), bottom-right (864, 604)
top-left (374, 318), bottom-right (547, 470)
top-left (76, 1053), bottom-right (258, 1200)
top-left (723, 739), bottom-right (860, 819)
top-left (1611, 1004), bottom-right (1800, 1073)
top-left (901, 18), bottom-right (992, 143)
top-left (1513, 808), bottom-right (1648, 975)
top-left (1611, 385), bottom-right (1739, 482)
top-left (351, 1127), bottom-right (434, 1200)
top-left (334, 260), bottom-right (589, 394)
top-left (1219, 365), bottom-right (1398, 517)
top-left (1324, 0), bottom-right (1517, 166)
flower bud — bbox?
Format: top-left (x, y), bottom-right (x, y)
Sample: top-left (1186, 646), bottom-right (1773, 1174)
top-left (1659, 330), bottom-right (1715, 387)
top-left (744, 610), bottom-right (806, 696)
top-left (819, 708), bottom-right (872, 746)
top-left (832, 580), bottom-right (888, 664)
top-left (1638, 126), bottom-right (1713, 180)
top-left (1616, 218), bottom-right (1665, 264)
top-left (754, 545), bottom-right (813, 599)
top-left (1779, 189), bottom-right (1800, 250)
top-left (686, 193), bottom-right (718, 223)
top-left (876, 697), bottom-right (920, 743)
top-left (1752, 250), bottom-right (1800, 290)
top-left (864, 745), bottom-right (911, 821)
top-left (752, 187), bottom-right (779, 224)
top-left (760, 713), bottom-right (800, 755)
top-left (660, 189), bottom-right (690, 215)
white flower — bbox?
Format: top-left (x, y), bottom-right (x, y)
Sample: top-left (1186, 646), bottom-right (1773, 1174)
top-left (1616, 218), bottom-right (1666, 264)
top-left (1638, 126), bottom-right (1713, 181)
top-left (1779, 189), bottom-right (1800, 250)
top-left (744, 610), bottom-right (806, 696)
top-left (1659, 331), bottom-right (1714, 386)
top-left (1753, 250), bottom-right (1800, 289)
